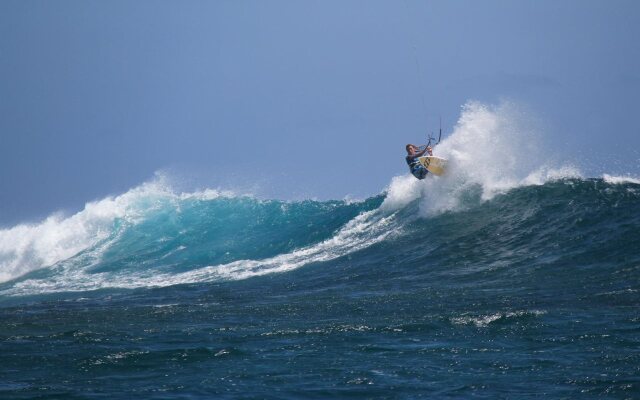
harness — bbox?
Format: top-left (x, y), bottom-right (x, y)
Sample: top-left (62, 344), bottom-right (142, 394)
top-left (406, 156), bottom-right (422, 172)
top-left (406, 156), bottom-right (428, 180)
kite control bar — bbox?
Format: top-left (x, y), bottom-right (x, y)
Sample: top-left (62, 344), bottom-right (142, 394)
top-left (418, 117), bottom-right (442, 150)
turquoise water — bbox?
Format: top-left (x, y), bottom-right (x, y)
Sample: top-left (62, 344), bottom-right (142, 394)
top-left (1, 177), bottom-right (639, 398)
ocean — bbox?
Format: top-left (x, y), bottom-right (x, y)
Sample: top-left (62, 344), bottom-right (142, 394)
top-left (1, 103), bottom-right (639, 398)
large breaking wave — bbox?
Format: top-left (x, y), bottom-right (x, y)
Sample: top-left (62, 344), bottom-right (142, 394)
top-left (1, 101), bottom-right (639, 297)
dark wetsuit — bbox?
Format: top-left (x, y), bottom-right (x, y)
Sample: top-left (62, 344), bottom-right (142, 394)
top-left (406, 155), bottom-right (428, 180)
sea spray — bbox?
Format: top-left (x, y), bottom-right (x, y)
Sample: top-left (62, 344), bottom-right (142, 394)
top-left (384, 101), bottom-right (582, 216)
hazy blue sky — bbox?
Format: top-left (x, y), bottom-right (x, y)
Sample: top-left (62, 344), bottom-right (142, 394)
top-left (1, 0), bottom-right (639, 225)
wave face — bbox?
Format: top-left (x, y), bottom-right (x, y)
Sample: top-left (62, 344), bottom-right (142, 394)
top-left (1, 102), bottom-right (639, 398)
top-left (0, 185), bottom-right (390, 295)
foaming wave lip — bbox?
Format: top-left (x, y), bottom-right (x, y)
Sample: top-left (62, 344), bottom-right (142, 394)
top-left (603, 174), bottom-right (640, 185)
top-left (0, 176), bottom-right (240, 285)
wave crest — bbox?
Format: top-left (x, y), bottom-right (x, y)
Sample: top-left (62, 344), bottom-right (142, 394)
top-left (0, 180), bottom-right (233, 285)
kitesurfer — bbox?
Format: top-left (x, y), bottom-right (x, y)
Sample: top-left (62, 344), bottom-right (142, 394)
top-left (405, 144), bottom-right (432, 180)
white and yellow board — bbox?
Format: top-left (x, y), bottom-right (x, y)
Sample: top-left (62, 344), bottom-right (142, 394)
top-left (418, 156), bottom-right (447, 176)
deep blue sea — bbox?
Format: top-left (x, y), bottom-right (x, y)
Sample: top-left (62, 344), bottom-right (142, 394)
top-left (1, 174), bottom-right (639, 399)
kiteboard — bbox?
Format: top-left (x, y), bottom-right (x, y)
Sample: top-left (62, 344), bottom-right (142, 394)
top-left (418, 156), bottom-right (447, 176)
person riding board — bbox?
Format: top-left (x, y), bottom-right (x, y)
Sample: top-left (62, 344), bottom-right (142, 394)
top-left (406, 144), bottom-right (433, 180)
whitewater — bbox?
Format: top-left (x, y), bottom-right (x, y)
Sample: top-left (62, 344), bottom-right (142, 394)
top-left (1, 101), bottom-right (639, 398)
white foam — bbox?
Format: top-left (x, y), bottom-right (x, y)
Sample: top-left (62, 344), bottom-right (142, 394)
top-left (0, 178), bottom-right (239, 285)
top-left (0, 197), bottom-right (126, 284)
top-left (451, 310), bottom-right (546, 328)
top-left (342, 194), bottom-right (366, 205)
top-left (522, 165), bottom-right (583, 186)
top-left (179, 188), bottom-right (236, 201)
top-left (603, 174), bottom-right (640, 185)
top-left (380, 175), bottom-right (422, 212)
